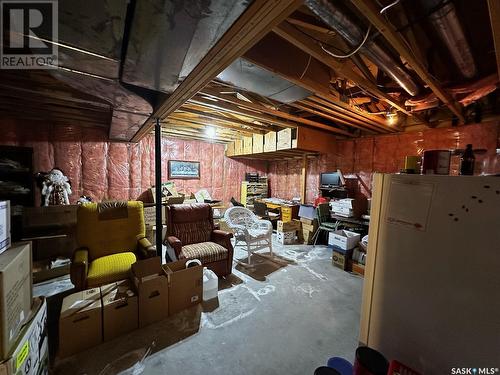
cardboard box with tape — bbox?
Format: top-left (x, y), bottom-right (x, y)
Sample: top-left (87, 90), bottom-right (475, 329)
top-left (0, 243), bottom-right (32, 359)
top-left (277, 219), bottom-right (301, 233)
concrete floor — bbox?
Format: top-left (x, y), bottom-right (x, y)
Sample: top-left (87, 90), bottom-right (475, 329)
top-left (45, 238), bottom-right (363, 375)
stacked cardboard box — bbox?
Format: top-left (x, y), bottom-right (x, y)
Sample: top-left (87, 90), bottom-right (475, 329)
top-left (0, 297), bottom-right (47, 375)
top-left (299, 217), bottom-right (318, 245)
top-left (58, 257), bottom-right (203, 358)
top-left (329, 230), bottom-right (361, 271)
top-left (0, 242), bottom-right (47, 375)
top-left (330, 199), bottom-right (354, 218)
top-left (276, 220), bottom-right (301, 245)
top-left (0, 243), bottom-right (32, 359)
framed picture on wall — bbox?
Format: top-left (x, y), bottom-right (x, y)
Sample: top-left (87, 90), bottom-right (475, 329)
top-left (168, 160), bottom-right (200, 179)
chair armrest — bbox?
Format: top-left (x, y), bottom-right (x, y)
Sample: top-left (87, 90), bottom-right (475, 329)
top-left (211, 229), bottom-right (233, 245)
top-left (166, 236), bottom-right (183, 257)
top-left (137, 236), bottom-right (156, 258)
top-left (70, 247), bottom-right (88, 290)
top-left (253, 219), bottom-right (273, 234)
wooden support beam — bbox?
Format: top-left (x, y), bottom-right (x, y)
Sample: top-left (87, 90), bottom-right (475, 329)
top-left (196, 91), bottom-right (354, 137)
top-left (349, 0), bottom-right (465, 123)
top-left (300, 155), bottom-right (307, 204)
top-left (487, 0), bottom-right (500, 80)
top-left (273, 22), bottom-right (428, 123)
top-left (163, 119), bottom-right (243, 139)
top-left (175, 107), bottom-right (270, 133)
top-left (131, 0), bottom-right (303, 142)
top-left (289, 102), bottom-right (377, 134)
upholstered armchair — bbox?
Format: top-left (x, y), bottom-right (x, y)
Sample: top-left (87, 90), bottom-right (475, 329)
top-left (165, 203), bottom-right (233, 277)
top-left (70, 201), bottom-right (156, 290)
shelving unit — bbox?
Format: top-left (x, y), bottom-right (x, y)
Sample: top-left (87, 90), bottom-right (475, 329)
top-left (240, 180), bottom-right (268, 208)
top-left (0, 145), bottom-right (35, 241)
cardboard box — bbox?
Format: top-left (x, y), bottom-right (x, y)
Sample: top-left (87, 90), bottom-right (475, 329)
top-left (226, 142), bottom-right (235, 157)
top-left (0, 298), bottom-right (47, 375)
top-left (348, 260), bottom-right (365, 276)
top-left (234, 139), bottom-right (243, 155)
top-left (332, 248), bottom-right (353, 271)
top-left (277, 219), bottom-right (301, 233)
top-left (276, 231), bottom-right (296, 245)
top-left (300, 217), bottom-right (318, 226)
top-left (0, 202), bottom-right (10, 255)
top-left (0, 243), bottom-right (32, 359)
top-left (252, 134), bottom-right (264, 154)
top-left (301, 222), bottom-right (318, 233)
top-left (59, 288), bottom-right (102, 358)
top-left (100, 280), bottom-right (138, 341)
top-left (264, 132), bottom-right (276, 152)
top-left (328, 230), bottom-right (361, 250)
top-left (277, 128), bottom-right (296, 150)
top-left (143, 206), bottom-right (166, 226)
top-left (131, 257), bottom-right (169, 327)
top-left (243, 136), bottom-right (253, 154)
top-left (301, 229), bottom-right (315, 245)
top-left (218, 219), bottom-right (234, 234)
top-left (163, 259), bottom-right (202, 316)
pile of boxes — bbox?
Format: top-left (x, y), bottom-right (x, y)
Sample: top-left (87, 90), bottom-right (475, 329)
top-left (330, 198), bottom-right (355, 218)
top-left (328, 229), bottom-right (361, 272)
top-left (0, 239), bottom-right (48, 375)
top-left (58, 257), bottom-right (203, 358)
top-left (297, 205), bottom-right (318, 245)
top-left (276, 220), bottom-right (301, 245)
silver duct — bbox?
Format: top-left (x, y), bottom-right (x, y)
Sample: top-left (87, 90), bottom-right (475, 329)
top-left (305, 0), bottom-right (420, 96)
top-left (421, 0), bottom-right (477, 79)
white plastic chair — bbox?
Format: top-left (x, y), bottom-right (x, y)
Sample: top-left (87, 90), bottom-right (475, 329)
top-left (224, 206), bottom-right (273, 265)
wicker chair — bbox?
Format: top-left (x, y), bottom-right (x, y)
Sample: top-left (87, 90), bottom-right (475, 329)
top-left (224, 206), bottom-right (273, 265)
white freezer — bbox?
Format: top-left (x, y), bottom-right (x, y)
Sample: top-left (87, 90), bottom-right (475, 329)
top-left (360, 174), bottom-right (500, 374)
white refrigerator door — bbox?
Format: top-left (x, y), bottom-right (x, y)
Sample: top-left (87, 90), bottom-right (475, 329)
top-left (360, 174), bottom-right (500, 374)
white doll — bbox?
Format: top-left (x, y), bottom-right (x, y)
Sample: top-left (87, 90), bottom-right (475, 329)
top-left (41, 168), bottom-right (72, 206)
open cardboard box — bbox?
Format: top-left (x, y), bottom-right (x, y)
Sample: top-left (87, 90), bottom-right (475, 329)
top-left (162, 260), bottom-right (202, 316)
top-left (100, 279), bottom-right (138, 341)
top-left (59, 287), bottom-right (102, 358)
top-left (131, 257), bottom-right (169, 327)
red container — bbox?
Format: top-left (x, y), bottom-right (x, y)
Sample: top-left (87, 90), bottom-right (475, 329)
top-left (388, 360), bottom-right (422, 375)
top-left (353, 347), bottom-right (388, 375)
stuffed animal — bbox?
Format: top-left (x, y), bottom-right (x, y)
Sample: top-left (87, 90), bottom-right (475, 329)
top-left (41, 168), bottom-right (72, 206)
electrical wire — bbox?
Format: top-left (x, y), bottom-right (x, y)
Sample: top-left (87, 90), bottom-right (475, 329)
top-left (320, 24), bottom-right (372, 59)
top-left (299, 54), bottom-right (312, 79)
top-left (379, 0), bottom-right (400, 15)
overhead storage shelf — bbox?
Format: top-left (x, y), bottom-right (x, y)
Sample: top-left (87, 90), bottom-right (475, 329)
top-left (226, 126), bottom-right (335, 159)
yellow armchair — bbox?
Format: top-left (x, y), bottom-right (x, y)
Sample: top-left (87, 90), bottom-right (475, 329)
top-left (70, 201), bottom-right (156, 290)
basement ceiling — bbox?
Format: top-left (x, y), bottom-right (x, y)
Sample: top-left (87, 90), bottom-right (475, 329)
top-left (0, 0), bottom-right (498, 144)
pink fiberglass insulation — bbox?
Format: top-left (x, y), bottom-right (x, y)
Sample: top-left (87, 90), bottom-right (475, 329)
top-left (268, 121), bottom-right (499, 202)
top-left (107, 142), bottom-right (130, 201)
top-left (129, 142), bottom-right (142, 200)
top-left (81, 128), bottom-right (108, 202)
top-left (52, 125), bottom-right (83, 200)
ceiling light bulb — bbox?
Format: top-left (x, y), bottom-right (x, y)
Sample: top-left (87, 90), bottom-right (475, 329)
top-left (385, 110), bottom-right (398, 125)
top-left (206, 126), bottom-right (216, 138)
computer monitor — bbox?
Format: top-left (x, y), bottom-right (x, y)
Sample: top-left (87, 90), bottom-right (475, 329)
top-left (320, 170), bottom-right (344, 187)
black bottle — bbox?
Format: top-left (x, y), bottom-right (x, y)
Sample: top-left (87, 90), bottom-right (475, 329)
top-left (460, 144), bottom-right (475, 175)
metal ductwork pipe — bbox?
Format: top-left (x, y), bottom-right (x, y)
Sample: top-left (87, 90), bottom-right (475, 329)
top-left (421, 0), bottom-right (477, 79)
top-left (305, 0), bottom-right (420, 96)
